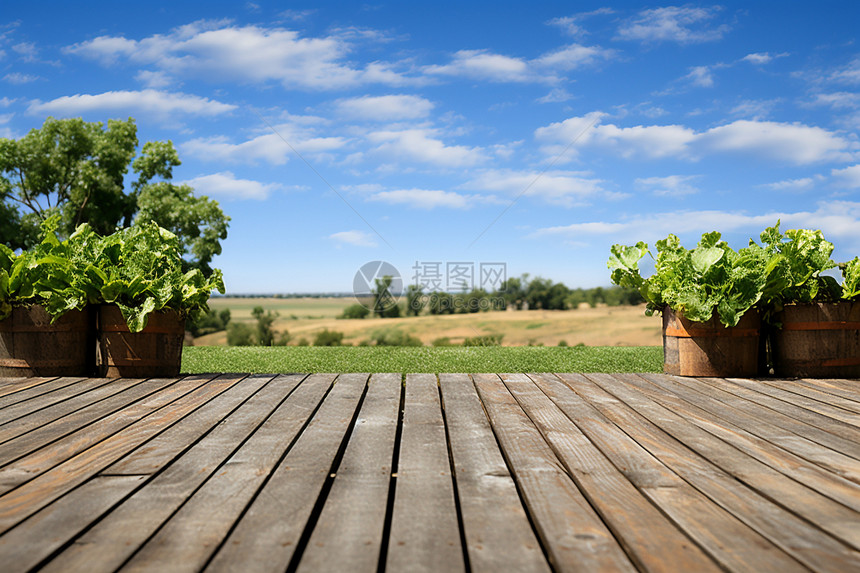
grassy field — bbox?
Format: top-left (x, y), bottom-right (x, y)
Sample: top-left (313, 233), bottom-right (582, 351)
top-left (198, 297), bottom-right (662, 347)
top-left (182, 346), bottom-right (663, 374)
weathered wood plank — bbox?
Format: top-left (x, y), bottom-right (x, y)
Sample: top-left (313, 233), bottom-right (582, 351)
top-left (0, 377), bottom-right (145, 445)
top-left (0, 374), bottom-right (241, 534)
top-left (0, 378), bottom-right (112, 426)
top-left (0, 474), bottom-right (146, 572)
top-left (103, 374), bottom-right (288, 475)
top-left (40, 374), bottom-right (304, 573)
top-left (152, 373), bottom-right (363, 573)
top-left (764, 378), bottom-right (860, 417)
top-left (511, 373), bottom-right (721, 573)
top-left (0, 377), bottom-right (87, 411)
top-left (632, 373), bottom-right (860, 507)
top-left (727, 376), bottom-right (860, 428)
top-left (297, 373), bottom-right (401, 572)
top-left (795, 378), bottom-right (860, 408)
top-left (579, 373), bottom-right (860, 572)
top-left (540, 373), bottom-right (805, 573)
top-left (386, 373), bottom-right (465, 573)
top-left (0, 377), bottom-right (57, 400)
top-left (439, 373), bottom-right (549, 573)
top-left (691, 376), bottom-right (860, 459)
top-left (473, 373), bottom-right (636, 573)
top-left (0, 377), bottom-right (180, 468)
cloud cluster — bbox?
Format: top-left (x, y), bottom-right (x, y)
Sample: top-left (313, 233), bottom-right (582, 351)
top-left (28, 89), bottom-right (236, 119)
top-left (536, 113), bottom-right (858, 164)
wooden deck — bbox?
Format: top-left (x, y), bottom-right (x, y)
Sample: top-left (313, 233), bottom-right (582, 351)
top-left (0, 373), bottom-right (858, 572)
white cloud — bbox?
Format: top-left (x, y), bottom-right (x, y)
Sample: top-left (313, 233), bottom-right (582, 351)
top-left (698, 120), bottom-right (857, 164)
top-left (180, 171), bottom-right (284, 200)
top-left (368, 188), bottom-right (492, 209)
top-left (685, 66), bottom-right (714, 88)
top-left (730, 99), bottom-right (778, 120)
top-left (182, 123), bottom-right (346, 165)
top-left (832, 164), bottom-right (860, 188)
top-left (4, 72), bottom-right (38, 84)
top-left (537, 87), bottom-right (574, 103)
top-left (12, 41), bottom-right (37, 62)
top-left (135, 70), bottom-right (172, 89)
top-left (0, 97), bottom-right (15, 107)
top-left (65, 22), bottom-right (414, 90)
top-left (830, 58), bottom-right (860, 85)
top-left (635, 175), bottom-right (700, 197)
top-left (465, 169), bottom-right (607, 207)
top-left (27, 89), bottom-right (236, 119)
top-left (424, 49), bottom-right (533, 82)
top-left (536, 113), bottom-right (858, 164)
top-left (533, 43), bottom-right (615, 71)
top-left (548, 9), bottom-right (615, 37)
top-left (531, 202), bottom-right (860, 252)
top-left (335, 94), bottom-right (434, 121)
top-left (330, 230), bottom-right (377, 247)
top-left (617, 6), bottom-right (729, 44)
top-left (742, 52), bottom-right (787, 65)
top-left (367, 128), bottom-right (487, 167)
top-left (810, 92), bottom-right (860, 109)
top-left (759, 177), bottom-right (819, 192)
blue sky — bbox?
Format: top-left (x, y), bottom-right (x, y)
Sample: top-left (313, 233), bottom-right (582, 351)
top-left (2, 1), bottom-right (860, 293)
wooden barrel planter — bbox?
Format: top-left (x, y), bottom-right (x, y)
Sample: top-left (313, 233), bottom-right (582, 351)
top-left (662, 307), bottom-right (761, 377)
top-left (771, 302), bottom-right (860, 378)
top-left (97, 305), bottom-right (185, 378)
top-left (0, 305), bottom-right (94, 377)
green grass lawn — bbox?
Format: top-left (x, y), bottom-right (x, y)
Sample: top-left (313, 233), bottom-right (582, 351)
top-left (181, 346), bottom-right (663, 374)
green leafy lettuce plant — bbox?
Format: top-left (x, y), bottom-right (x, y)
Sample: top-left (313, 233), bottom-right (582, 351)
top-left (609, 221), bottom-right (853, 328)
top-left (69, 222), bottom-right (225, 332)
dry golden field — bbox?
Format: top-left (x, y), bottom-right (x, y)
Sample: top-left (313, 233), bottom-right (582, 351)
top-left (195, 297), bottom-right (661, 347)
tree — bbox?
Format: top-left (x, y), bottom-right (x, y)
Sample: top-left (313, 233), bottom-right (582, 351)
top-left (252, 306), bottom-right (278, 346)
top-left (0, 117), bottom-right (229, 275)
top-left (405, 284), bottom-right (425, 316)
top-left (372, 275), bottom-right (401, 318)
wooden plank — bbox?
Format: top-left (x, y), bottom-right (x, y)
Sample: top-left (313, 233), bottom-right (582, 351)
top-left (0, 474), bottom-right (146, 572)
top-left (135, 373), bottom-right (362, 573)
top-left (385, 373), bottom-right (465, 573)
top-left (509, 373), bottom-right (721, 573)
top-left (690, 376), bottom-right (860, 459)
top-left (764, 378), bottom-right (860, 416)
top-left (632, 373), bottom-right (860, 507)
top-left (0, 377), bottom-right (180, 468)
top-left (537, 373), bottom-right (805, 573)
top-left (795, 378), bottom-right (860, 407)
top-left (0, 377), bottom-right (56, 400)
top-left (103, 374), bottom-right (288, 475)
top-left (0, 374), bottom-right (242, 534)
top-left (439, 373), bottom-right (549, 573)
top-left (0, 377), bottom-right (87, 410)
top-left (0, 377), bottom-right (145, 444)
top-left (0, 378), bottom-right (113, 426)
top-left (728, 376), bottom-right (860, 428)
top-left (472, 373), bottom-right (636, 573)
top-left (297, 373), bottom-right (401, 572)
top-left (577, 373), bottom-right (860, 572)
top-left (638, 373), bottom-right (860, 482)
top-left (40, 374), bottom-right (305, 573)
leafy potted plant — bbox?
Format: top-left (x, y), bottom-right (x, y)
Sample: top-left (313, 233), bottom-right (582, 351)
top-left (70, 222), bottom-right (224, 377)
top-left (0, 219), bottom-right (94, 376)
top-left (609, 231), bottom-right (769, 377)
top-left (754, 224), bottom-right (860, 377)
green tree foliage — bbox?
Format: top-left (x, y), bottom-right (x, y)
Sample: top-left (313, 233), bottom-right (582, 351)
top-left (372, 275), bottom-right (400, 318)
top-left (405, 284), bottom-right (425, 316)
top-left (0, 117), bottom-right (229, 275)
top-left (368, 327), bottom-right (422, 346)
top-left (313, 328), bottom-right (344, 346)
top-left (227, 322), bottom-right (254, 346)
top-left (251, 305), bottom-right (278, 346)
top-left (339, 303), bottom-right (370, 319)
top-left (188, 308), bottom-right (231, 337)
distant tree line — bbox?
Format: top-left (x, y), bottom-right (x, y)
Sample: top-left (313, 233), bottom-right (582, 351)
top-left (339, 274), bottom-right (645, 319)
